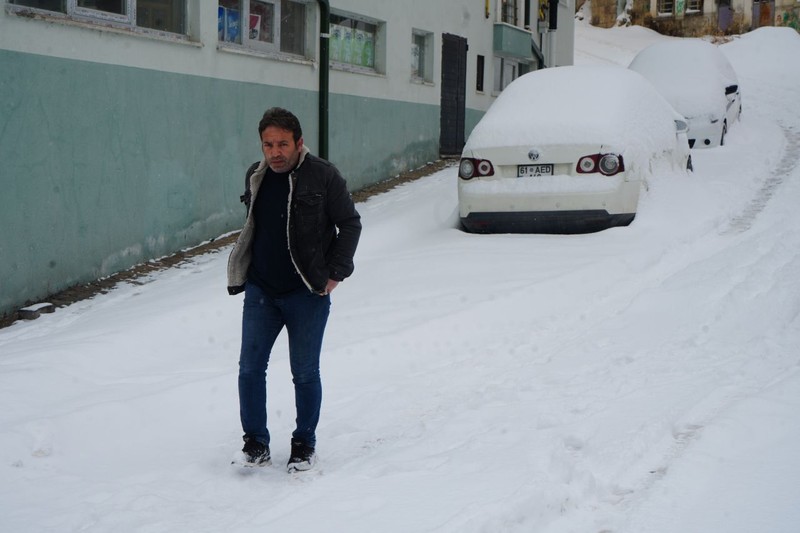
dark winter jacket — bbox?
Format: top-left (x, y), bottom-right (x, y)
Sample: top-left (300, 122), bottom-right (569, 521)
top-left (227, 146), bottom-right (361, 295)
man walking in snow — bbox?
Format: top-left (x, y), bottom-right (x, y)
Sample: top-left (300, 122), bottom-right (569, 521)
top-left (227, 107), bottom-right (361, 472)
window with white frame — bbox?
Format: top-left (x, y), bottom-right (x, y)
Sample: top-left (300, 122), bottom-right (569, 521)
top-left (657, 0), bottom-right (674, 15)
top-left (411, 29), bottom-right (433, 83)
top-left (501, 0), bottom-right (518, 25)
top-left (493, 56), bottom-right (518, 92)
top-left (329, 12), bottom-right (379, 71)
top-left (9, 0), bottom-right (186, 34)
top-left (218, 0), bottom-right (308, 56)
top-left (686, 0), bottom-right (701, 11)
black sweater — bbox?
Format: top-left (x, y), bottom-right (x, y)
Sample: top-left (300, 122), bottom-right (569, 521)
top-left (247, 168), bottom-right (304, 296)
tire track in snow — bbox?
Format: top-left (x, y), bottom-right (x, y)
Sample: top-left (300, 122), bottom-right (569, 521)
top-left (723, 125), bottom-right (800, 234)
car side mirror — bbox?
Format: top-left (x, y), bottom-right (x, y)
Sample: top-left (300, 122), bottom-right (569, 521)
top-left (725, 84), bottom-right (738, 95)
top-left (674, 119), bottom-right (689, 133)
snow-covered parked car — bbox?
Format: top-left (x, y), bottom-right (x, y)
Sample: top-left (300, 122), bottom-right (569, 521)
top-left (628, 39), bottom-right (742, 149)
top-left (458, 65), bottom-right (692, 234)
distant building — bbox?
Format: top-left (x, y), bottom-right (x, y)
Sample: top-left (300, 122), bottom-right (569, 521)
top-left (588, 0), bottom-right (800, 36)
top-left (0, 1), bottom-right (574, 318)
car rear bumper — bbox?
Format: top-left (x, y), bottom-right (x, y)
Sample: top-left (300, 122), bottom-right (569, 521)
top-left (687, 120), bottom-right (724, 148)
top-left (458, 176), bottom-right (640, 217)
top-left (461, 210), bottom-right (635, 234)
top-left (457, 177), bottom-right (640, 234)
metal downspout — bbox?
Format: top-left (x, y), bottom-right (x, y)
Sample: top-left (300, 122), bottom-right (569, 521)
top-left (317, 0), bottom-right (330, 160)
top-left (531, 39), bottom-right (546, 70)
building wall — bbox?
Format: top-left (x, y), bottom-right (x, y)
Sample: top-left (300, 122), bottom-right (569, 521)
top-left (553, 0), bottom-right (577, 65)
top-left (590, 0), bottom-right (800, 34)
top-left (325, 0), bottom-right (498, 182)
top-left (590, 0), bottom-right (623, 27)
top-left (636, 0), bottom-right (800, 35)
top-left (0, 1), bottom-right (573, 317)
top-left (775, 0), bottom-right (800, 30)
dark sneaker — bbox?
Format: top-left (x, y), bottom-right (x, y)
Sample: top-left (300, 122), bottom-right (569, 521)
top-left (287, 438), bottom-right (316, 472)
top-left (240, 436), bottom-right (271, 466)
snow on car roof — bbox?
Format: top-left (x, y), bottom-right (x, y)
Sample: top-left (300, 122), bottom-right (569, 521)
top-left (464, 65), bottom-right (682, 166)
top-left (628, 39), bottom-right (738, 119)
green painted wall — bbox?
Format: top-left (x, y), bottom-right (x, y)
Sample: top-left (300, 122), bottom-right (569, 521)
top-left (0, 50), bottom-right (446, 316)
top-left (465, 107), bottom-right (484, 140)
top-left (328, 93), bottom-right (440, 191)
top-left (493, 23), bottom-right (534, 60)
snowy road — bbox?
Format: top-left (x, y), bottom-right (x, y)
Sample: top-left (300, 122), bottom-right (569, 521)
top-left (2, 24), bottom-right (800, 533)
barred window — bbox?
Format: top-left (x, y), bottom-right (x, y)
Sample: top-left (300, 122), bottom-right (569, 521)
top-left (657, 0), bottom-right (674, 14)
top-left (501, 0), bottom-right (518, 25)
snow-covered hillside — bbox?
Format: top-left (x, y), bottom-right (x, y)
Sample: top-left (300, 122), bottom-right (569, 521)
top-left (2, 22), bottom-right (799, 533)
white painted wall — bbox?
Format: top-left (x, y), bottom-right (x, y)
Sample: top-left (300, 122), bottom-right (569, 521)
top-left (2, 1), bottom-right (574, 115)
top-left (326, 0), bottom-right (497, 112)
top-left (0, 1), bottom-right (320, 89)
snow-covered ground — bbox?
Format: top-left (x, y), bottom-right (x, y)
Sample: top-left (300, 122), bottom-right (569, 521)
top-left (2, 22), bottom-right (800, 533)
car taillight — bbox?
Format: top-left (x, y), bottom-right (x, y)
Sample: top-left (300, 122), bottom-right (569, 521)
top-left (599, 154), bottom-right (621, 175)
top-left (576, 153), bottom-right (624, 176)
top-left (459, 158), bottom-right (494, 179)
top-left (578, 157), bottom-right (596, 173)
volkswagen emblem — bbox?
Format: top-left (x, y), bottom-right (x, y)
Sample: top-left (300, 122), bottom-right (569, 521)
top-left (528, 149), bottom-right (540, 162)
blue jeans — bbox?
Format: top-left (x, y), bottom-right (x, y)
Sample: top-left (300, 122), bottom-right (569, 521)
top-left (238, 282), bottom-right (331, 448)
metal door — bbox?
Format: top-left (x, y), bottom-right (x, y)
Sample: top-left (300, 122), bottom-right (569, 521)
top-left (440, 33), bottom-right (468, 157)
top-left (718, 0), bottom-right (733, 32)
top-left (752, 0), bottom-right (775, 28)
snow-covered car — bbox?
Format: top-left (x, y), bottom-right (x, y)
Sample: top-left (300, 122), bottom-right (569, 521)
top-left (458, 65), bottom-right (692, 234)
top-left (628, 39), bottom-right (742, 148)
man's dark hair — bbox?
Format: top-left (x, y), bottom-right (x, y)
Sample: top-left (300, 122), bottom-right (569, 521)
top-left (258, 107), bottom-right (303, 141)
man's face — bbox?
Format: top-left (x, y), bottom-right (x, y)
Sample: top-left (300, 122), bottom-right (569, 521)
top-left (261, 126), bottom-right (303, 173)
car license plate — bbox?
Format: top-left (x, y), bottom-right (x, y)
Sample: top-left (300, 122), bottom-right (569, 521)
top-left (517, 164), bottom-right (554, 177)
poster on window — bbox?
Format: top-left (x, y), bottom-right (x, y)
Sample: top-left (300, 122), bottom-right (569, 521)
top-left (226, 8), bottom-right (240, 43)
top-left (353, 30), bottom-right (365, 67)
top-left (218, 6), bottom-right (225, 40)
top-left (249, 14), bottom-right (261, 40)
top-left (362, 32), bottom-right (374, 68)
top-left (342, 26), bottom-right (353, 64)
top-left (330, 24), bottom-right (343, 62)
